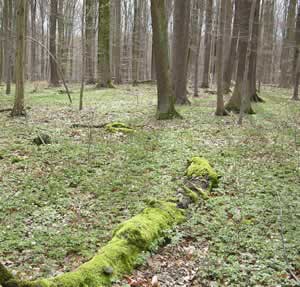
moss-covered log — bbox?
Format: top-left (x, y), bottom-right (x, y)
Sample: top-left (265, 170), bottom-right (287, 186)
top-left (3, 202), bottom-right (184, 287)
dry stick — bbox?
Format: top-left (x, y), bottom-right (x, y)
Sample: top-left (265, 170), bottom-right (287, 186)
top-left (71, 123), bottom-right (107, 129)
top-left (26, 36), bottom-right (73, 104)
top-left (238, 0), bottom-right (257, 125)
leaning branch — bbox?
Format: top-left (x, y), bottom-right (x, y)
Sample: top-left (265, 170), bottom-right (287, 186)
top-left (26, 36), bottom-right (73, 104)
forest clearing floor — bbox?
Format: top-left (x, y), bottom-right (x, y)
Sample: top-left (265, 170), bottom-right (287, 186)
top-left (0, 84), bottom-right (299, 286)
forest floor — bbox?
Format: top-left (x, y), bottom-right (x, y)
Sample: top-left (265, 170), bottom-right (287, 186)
top-left (0, 83), bottom-right (299, 286)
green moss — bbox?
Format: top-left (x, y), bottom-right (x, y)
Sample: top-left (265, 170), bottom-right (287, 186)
top-left (182, 186), bottom-right (199, 203)
top-left (9, 202), bottom-right (184, 287)
top-left (186, 157), bottom-right (218, 187)
top-left (114, 201), bottom-right (184, 249)
top-left (0, 262), bottom-right (15, 286)
top-left (105, 122), bottom-right (134, 134)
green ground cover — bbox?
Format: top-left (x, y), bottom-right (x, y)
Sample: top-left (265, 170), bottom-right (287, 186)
top-left (0, 84), bottom-right (299, 286)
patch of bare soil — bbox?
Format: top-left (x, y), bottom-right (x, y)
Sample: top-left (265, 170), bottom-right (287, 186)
top-left (113, 234), bottom-right (209, 287)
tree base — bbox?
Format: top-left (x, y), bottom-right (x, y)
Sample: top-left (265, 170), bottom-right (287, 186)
top-left (156, 110), bottom-right (183, 120)
top-left (215, 109), bottom-right (229, 116)
top-left (251, 93), bottom-right (265, 103)
top-left (175, 97), bottom-right (191, 105)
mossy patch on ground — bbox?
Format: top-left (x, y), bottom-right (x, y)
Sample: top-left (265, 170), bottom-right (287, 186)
top-left (105, 122), bottom-right (135, 134)
top-left (2, 202), bottom-right (184, 287)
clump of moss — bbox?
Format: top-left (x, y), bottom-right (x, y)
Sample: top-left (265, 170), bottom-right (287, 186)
top-left (182, 186), bottom-right (199, 204)
top-left (186, 157), bottom-right (218, 188)
top-left (5, 202), bottom-right (184, 287)
top-left (105, 122), bottom-right (134, 134)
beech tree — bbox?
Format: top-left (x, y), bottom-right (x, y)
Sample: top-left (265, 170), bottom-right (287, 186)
top-left (292, 0), bottom-right (300, 101)
top-left (172, 0), bottom-right (191, 105)
top-left (97, 0), bottom-right (112, 88)
top-left (150, 0), bottom-right (180, 120)
top-left (225, 0), bottom-right (254, 114)
top-left (11, 0), bottom-right (27, 117)
top-left (49, 0), bottom-right (60, 87)
top-left (201, 0), bottom-right (213, 89)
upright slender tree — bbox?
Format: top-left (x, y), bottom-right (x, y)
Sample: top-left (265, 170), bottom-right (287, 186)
top-left (292, 0), bottom-right (300, 101)
top-left (201, 0), bottom-right (213, 88)
top-left (172, 0), bottom-right (191, 105)
top-left (30, 0), bottom-right (37, 81)
top-left (49, 0), bottom-right (60, 86)
top-left (193, 0), bottom-right (204, 98)
top-left (225, 0), bottom-right (254, 114)
top-left (114, 0), bottom-right (122, 84)
top-left (150, 0), bottom-right (180, 120)
top-left (85, 0), bottom-right (96, 84)
top-left (3, 0), bottom-right (13, 95)
top-left (12, 0), bottom-right (27, 117)
top-left (132, 0), bottom-right (140, 86)
top-left (223, 0), bottom-right (239, 93)
top-left (280, 0), bottom-right (297, 87)
top-left (216, 0), bottom-right (227, 116)
top-left (96, 0), bottom-right (112, 88)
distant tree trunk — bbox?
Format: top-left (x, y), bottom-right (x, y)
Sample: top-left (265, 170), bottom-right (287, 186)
top-left (249, 0), bottom-right (263, 103)
top-left (114, 0), bottom-right (122, 84)
top-left (39, 0), bottom-right (46, 80)
top-left (80, 0), bottom-right (86, 111)
top-left (150, 0), bottom-right (180, 120)
top-left (280, 0), bottom-right (297, 88)
top-left (216, 0), bottom-right (227, 115)
top-left (57, 0), bottom-right (65, 75)
top-left (30, 0), bottom-right (37, 81)
top-left (12, 0), bottom-right (27, 117)
top-left (201, 0), bottom-right (213, 89)
top-left (3, 0), bottom-right (13, 95)
top-left (193, 0), bottom-right (204, 97)
top-left (172, 0), bottom-right (191, 105)
top-left (49, 0), bottom-right (60, 86)
top-left (223, 0), bottom-right (239, 93)
top-left (132, 0), bottom-right (139, 86)
top-left (262, 0), bottom-right (275, 84)
top-left (225, 0), bottom-right (254, 114)
top-left (239, 0), bottom-right (257, 124)
top-left (292, 0), bottom-right (300, 101)
top-left (85, 0), bottom-right (96, 84)
top-left (96, 0), bottom-right (112, 88)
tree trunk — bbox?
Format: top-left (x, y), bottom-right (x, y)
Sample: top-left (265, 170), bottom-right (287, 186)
top-left (249, 0), bottom-right (263, 103)
top-left (114, 0), bottom-right (122, 84)
top-left (30, 0), bottom-right (37, 81)
top-left (172, 0), bottom-right (191, 105)
top-left (39, 0), bottom-right (46, 80)
top-left (201, 0), bottom-right (213, 89)
top-left (85, 0), bottom-right (96, 84)
top-left (239, 0), bottom-right (258, 124)
top-left (225, 0), bottom-right (254, 114)
top-left (3, 0), bottom-right (13, 95)
top-left (49, 0), bottom-right (60, 86)
top-left (292, 0), bottom-right (300, 100)
top-left (12, 0), bottom-right (27, 117)
top-left (150, 0), bottom-right (180, 120)
top-left (193, 0), bottom-right (204, 97)
top-left (57, 0), bottom-right (65, 76)
top-left (280, 0), bottom-right (297, 88)
top-left (96, 0), bottom-right (112, 88)
top-left (223, 0), bottom-right (239, 93)
top-left (216, 0), bottom-right (227, 116)
top-left (132, 0), bottom-right (140, 86)
top-left (262, 0), bottom-right (275, 84)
